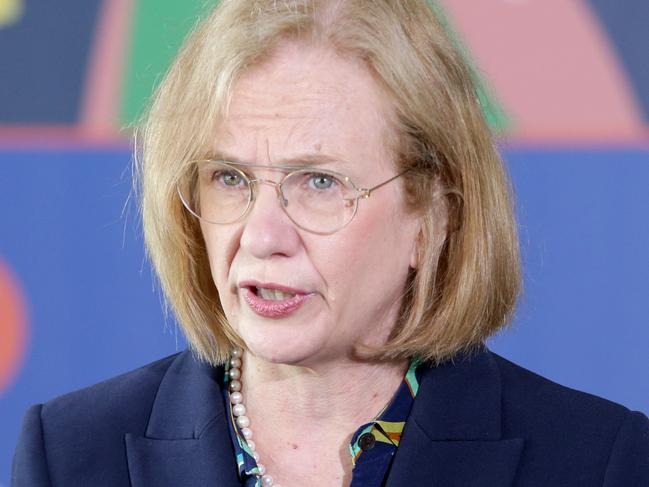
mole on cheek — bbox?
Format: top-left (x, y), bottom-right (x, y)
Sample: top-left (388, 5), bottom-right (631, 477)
top-left (313, 143), bottom-right (322, 152)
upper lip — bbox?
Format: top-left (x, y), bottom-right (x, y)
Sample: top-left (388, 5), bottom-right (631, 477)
top-left (238, 280), bottom-right (311, 295)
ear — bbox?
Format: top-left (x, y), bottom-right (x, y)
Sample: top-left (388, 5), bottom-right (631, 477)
top-left (409, 224), bottom-right (423, 269)
top-left (410, 189), bottom-right (449, 270)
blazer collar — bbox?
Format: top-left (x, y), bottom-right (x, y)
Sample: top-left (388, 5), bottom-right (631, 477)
top-left (413, 345), bottom-right (504, 440)
top-left (125, 347), bottom-right (524, 487)
top-left (386, 346), bottom-right (525, 486)
top-left (125, 351), bottom-right (240, 487)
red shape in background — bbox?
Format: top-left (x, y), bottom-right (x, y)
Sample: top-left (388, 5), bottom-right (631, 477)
top-left (0, 258), bottom-right (29, 395)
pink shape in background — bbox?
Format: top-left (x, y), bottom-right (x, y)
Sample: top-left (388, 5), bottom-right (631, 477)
top-left (79, 0), bottom-right (134, 140)
top-left (440, 0), bottom-right (645, 142)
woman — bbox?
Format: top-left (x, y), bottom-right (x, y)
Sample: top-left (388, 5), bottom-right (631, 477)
top-left (13, 1), bottom-right (649, 486)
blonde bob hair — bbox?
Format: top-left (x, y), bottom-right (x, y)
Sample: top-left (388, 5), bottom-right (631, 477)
top-left (137, 0), bottom-right (521, 366)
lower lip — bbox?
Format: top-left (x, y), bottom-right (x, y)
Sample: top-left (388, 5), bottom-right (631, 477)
top-left (242, 288), bottom-right (314, 318)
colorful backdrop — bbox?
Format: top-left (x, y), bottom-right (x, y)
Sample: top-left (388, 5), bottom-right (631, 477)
top-left (1, 1), bottom-right (648, 483)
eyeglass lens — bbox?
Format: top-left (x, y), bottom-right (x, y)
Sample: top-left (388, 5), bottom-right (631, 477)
top-left (177, 161), bottom-right (359, 234)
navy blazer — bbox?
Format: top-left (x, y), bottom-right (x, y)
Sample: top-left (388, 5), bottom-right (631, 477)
top-left (12, 347), bottom-right (649, 486)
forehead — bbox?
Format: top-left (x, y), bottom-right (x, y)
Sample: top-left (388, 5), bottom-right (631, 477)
top-left (213, 41), bottom-right (397, 168)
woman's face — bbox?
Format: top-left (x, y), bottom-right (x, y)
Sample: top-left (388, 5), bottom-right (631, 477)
top-left (202, 42), bottom-right (423, 367)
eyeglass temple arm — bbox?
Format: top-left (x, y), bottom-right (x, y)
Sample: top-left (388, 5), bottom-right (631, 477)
top-left (357, 168), bottom-right (411, 199)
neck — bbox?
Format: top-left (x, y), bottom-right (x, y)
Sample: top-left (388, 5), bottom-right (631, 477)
top-left (241, 352), bottom-right (409, 435)
top-left (234, 352), bottom-right (409, 487)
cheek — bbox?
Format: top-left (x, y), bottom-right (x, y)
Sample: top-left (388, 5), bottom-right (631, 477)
top-left (200, 224), bottom-right (236, 293)
top-left (320, 204), bottom-right (414, 298)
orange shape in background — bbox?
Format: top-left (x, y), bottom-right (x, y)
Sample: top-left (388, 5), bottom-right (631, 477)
top-left (0, 258), bottom-right (29, 395)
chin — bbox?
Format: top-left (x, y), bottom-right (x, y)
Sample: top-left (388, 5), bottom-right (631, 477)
top-left (235, 317), bottom-right (336, 366)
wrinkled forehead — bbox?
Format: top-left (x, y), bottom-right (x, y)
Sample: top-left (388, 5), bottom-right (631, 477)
top-left (211, 41), bottom-right (399, 173)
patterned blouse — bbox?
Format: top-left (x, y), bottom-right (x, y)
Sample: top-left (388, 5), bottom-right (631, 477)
top-left (223, 359), bottom-right (422, 487)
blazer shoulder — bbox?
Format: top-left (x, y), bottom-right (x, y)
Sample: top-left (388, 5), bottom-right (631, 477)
top-left (490, 351), bottom-right (636, 421)
top-left (40, 352), bottom-right (182, 435)
top-left (490, 351), bottom-right (649, 484)
top-left (14, 352), bottom-right (187, 487)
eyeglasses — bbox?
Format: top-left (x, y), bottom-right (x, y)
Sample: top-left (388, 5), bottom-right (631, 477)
top-left (176, 160), bottom-right (409, 235)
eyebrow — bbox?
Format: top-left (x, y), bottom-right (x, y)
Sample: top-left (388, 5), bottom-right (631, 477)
top-left (209, 151), bottom-right (346, 167)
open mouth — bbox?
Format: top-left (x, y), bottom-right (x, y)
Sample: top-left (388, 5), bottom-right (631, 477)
top-left (252, 286), bottom-right (297, 301)
top-left (241, 284), bottom-right (313, 318)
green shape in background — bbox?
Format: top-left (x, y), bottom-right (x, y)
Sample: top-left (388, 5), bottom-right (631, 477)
top-left (121, 0), bottom-right (213, 127)
top-left (428, 0), bottom-right (511, 133)
top-left (122, 0), bottom-right (509, 132)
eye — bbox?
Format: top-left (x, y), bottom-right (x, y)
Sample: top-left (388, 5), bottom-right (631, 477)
top-left (212, 170), bottom-right (245, 188)
top-left (308, 172), bottom-right (338, 190)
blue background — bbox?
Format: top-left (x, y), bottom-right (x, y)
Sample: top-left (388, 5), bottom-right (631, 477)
top-left (1, 147), bottom-right (648, 484)
top-left (0, 1), bottom-right (102, 123)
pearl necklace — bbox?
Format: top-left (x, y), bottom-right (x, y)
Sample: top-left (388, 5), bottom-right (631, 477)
top-left (228, 348), bottom-right (283, 487)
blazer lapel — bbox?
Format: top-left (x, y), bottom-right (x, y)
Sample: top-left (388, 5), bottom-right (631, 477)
top-left (386, 347), bottom-right (525, 487)
top-left (125, 352), bottom-right (240, 487)
top-left (124, 347), bottom-right (523, 486)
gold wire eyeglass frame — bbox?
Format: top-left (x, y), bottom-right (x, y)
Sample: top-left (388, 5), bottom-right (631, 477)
top-left (176, 159), bottom-right (410, 235)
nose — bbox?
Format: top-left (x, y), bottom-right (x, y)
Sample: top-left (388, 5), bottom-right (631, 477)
top-left (239, 179), bottom-right (302, 259)
top-left (254, 178), bottom-right (288, 207)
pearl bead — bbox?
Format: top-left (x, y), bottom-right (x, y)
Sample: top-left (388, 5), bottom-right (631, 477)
top-left (230, 349), bottom-right (283, 487)
top-left (261, 474), bottom-right (274, 486)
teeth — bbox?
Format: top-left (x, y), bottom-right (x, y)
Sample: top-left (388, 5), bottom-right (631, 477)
top-left (257, 287), bottom-right (296, 300)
